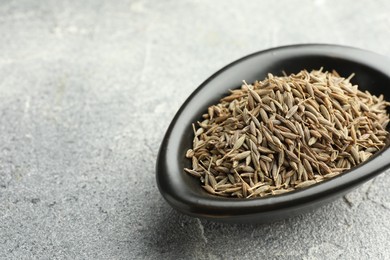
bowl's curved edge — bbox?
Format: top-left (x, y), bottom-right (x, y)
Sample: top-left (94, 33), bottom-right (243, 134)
top-left (156, 44), bottom-right (390, 222)
top-left (158, 148), bottom-right (390, 221)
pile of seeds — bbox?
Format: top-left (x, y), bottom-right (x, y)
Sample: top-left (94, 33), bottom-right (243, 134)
top-left (185, 69), bottom-right (390, 198)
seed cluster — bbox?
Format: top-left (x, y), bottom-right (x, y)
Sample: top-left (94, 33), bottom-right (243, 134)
top-left (185, 69), bottom-right (390, 198)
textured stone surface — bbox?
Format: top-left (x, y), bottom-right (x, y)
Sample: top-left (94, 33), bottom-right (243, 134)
top-left (0, 0), bottom-right (389, 259)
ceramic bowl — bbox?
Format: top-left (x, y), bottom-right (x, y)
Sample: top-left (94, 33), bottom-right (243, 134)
top-left (156, 44), bottom-right (390, 223)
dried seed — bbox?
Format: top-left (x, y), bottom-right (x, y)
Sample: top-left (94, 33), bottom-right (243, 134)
top-left (320, 105), bottom-right (331, 120)
top-left (233, 134), bottom-right (246, 150)
top-left (303, 159), bottom-right (313, 174)
top-left (305, 82), bottom-right (315, 98)
top-left (232, 151), bottom-right (251, 161)
top-left (227, 174), bottom-right (235, 184)
top-left (350, 146), bottom-right (360, 164)
top-left (295, 180), bottom-right (317, 189)
top-left (305, 111), bottom-right (319, 123)
top-left (186, 149), bottom-right (194, 158)
top-left (257, 146), bottom-right (275, 154)
top-left (259, 107), bottom-right (269, 123)
top-left (260, 155), bottom-right (273, 163)
top-left (318, 117), bottom-right (333, 126)
top-left (279, 131), bottom-right (300, 139)
top-left (250, 185), bottom-right (270, 196)
top-left (215, 177), bottom-right (228, 187)
top-left (308, 137), bottom-right (317, 146)
top-left (223, 186), bottom-right (242, 193)
top-left (248, 87), bottom-right (262, 103)
top-left (184, 168), bottom-right (201, 177)
top-left (286, 105), bottom-right (299, 119)
top-left (285, 150), bottom-right (299, 162)
top-left (272, 189), bottom-right (293, 195)
top-left (202, 185), bottom-right (215, 194)
top-left (247, 92), bottom-right (255, 110)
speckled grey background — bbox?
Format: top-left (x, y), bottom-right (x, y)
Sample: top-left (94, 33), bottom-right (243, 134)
top-left (0, 0), bottom-right (389, 259)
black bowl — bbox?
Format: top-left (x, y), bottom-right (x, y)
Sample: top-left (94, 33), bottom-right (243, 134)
top-left (156, 44), bottom-right (390, 224)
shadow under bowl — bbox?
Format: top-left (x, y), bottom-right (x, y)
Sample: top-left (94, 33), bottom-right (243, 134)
top-left (156, 44), bottom-right (390, 224)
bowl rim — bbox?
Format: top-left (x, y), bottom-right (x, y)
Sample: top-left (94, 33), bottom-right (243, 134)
top-left (156, 43), bottom-right (390, 218)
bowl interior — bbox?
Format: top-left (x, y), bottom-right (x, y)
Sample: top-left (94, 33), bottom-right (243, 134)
top-left (176, 46), bottom-right (390, 200)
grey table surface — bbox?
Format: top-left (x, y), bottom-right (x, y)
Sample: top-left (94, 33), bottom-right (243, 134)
top-left (0, 0), bottom-right (389, 259)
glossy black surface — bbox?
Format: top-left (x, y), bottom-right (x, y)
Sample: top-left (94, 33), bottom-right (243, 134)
top-left (156, 44), bottom-right (390, 223)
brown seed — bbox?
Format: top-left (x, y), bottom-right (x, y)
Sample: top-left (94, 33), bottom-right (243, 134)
top-left (320, 105), bottom-right (331, 120)
top-left (233, 134), bottom-right (246, 150)
top-left (215, 177), bottom-right (228, 187)
top-left (184, 168), bottom-right (202, 177)
top-left (250, 185), bottom-right (270, 197)
top-left (215, 183), bottom-right (232, 190)
top-left (248, 87), bottom-right (262, 103)
top-left (295, 180), bottom-right (317, 189)
top-left (285, 149), bottom-right (300, 162)
top-left (303, 159), bottom-right (313, 174)
top-left (272, 189), bottom-right (293, 195)
top-left (350, 146), bottom-right (360, 164)
top-left (232, 151), bottom-right (251, 161)
top-left (247, 93), bottom-right (255, 110)
top-left (318, 117), bottom-right (333, 126)
top-left (323, 172), bottom-right (341, 179)
top-left (305, 111), bottom-right (319, 123)
top-left (249, 121), bottom-right (257, 136)
top-left (257, 146), bottom-right (275, 154)
top-left (250, 113), bottom-right (261, 129)
top-left (286, 105), bottom-right (299, 119)
top-left (258, 158), bottom-right (268, 173)
top-left (223, 186), bottom-right (242, 193)
top-left (227, 174), bottom-right (235, 184)
top-left (308, 137), bottom-right (317, 146)
top-left (259, 107), bottom-right (269, 123)
top-left (202, 185), bottom-right (215, 194)
top-left (305, 82), bottom-right (315, 97)
top-left (279, 130), bottom-right (300, 139)
top-left (260, 155), bottom-right (273, 163)
top-left (186, 149), bottom-right (194, 158)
